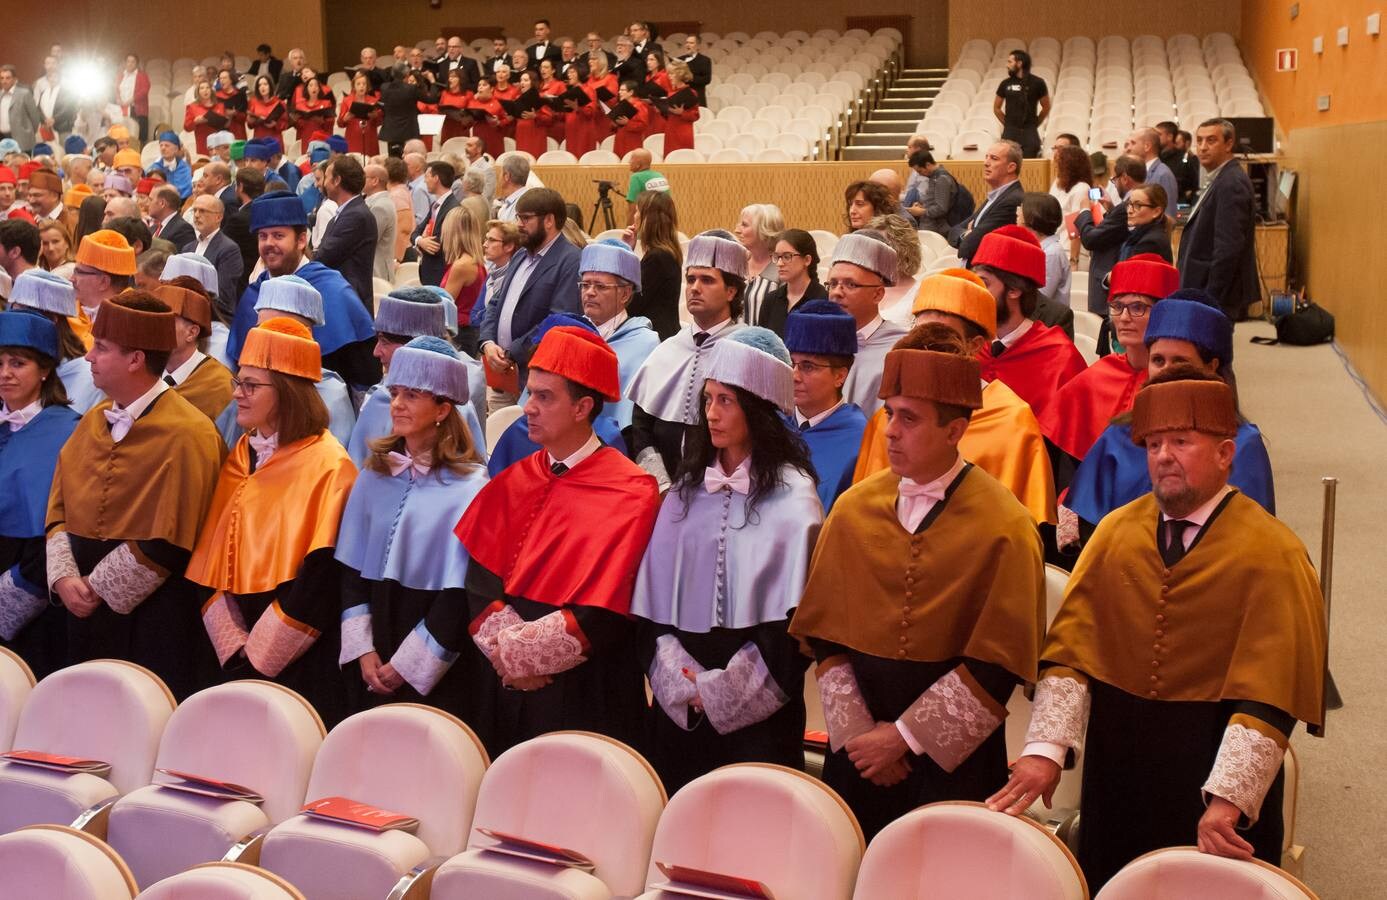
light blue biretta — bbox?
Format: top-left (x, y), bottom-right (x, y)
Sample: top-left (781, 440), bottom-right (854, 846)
top-left (9, 269), bottom-right (77, 317)
top-left (255, 274), bottom-right (325, 324)
top-left (375, 286), bottom-right (447, 338)
top-left (703, 326), bottom-right (795, 414)
top-left (685, 231), bottom-right (748, 280)
top-left (581, 239), bottom-right (642, 291)
top-left (385, 336), bottom-right (470, 404)
top-left (422, 286), bottom-right (458, 336)
top-left (161, 252), bottom-right (220, 296)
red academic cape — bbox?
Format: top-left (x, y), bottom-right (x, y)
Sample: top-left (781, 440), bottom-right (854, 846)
top-left (1038, 353), bottom-right (1147, 461)
top-left (977, 321), bottom-right (1088, 419)
top-left (454, 447), bottom-right (660, 615)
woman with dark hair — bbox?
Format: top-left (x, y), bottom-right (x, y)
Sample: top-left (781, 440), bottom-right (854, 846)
top-left (632, 326), bottom-right (822, 792)
top-left (642, 51), bottom-right (671, 141)
top-left (434, 68), bottom-right (471, 146)
top-left (0, 309), bottom-right (79, 678)
top-left (184, 80), bottom-right (227, 157)
top-left (291, 67), bottom-right (335, 140)
top-left (465, 78), bottom-right (509, 160)
top-left (559, 66), bottom-right (597, 156)
top-left (844, 180), bottom-right (900, 231)
top-left (1118, 183), bottom-right (1174, 263)
top-left (73, 194), bottom-right (107, 248)
top-left (186, 317), bottom-right (357, 725)
top-left (624, 189), bottom-right (683, 339)
top-left (337, 71), bottom-right (383, 156)
top-left (6, 269), bottom-right (101, 411)
top-left (611, 81), bottom-right (650, 159)
top-left (337, 337), bottom-right (489, 720)
top-left (756, 228), bottom-right (826, 335)
top-left (247, 75), bottom-right (287, 142)
top-left (1049, 143), bottom-right (1092, 264)
top-left (215, 68), bottom-right (248, 140)
top-left (512, 70), bottom-right (553, 158)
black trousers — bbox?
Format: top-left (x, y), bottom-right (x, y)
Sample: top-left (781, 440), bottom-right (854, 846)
top-left (1003, 125), bottom-right (1042, 158)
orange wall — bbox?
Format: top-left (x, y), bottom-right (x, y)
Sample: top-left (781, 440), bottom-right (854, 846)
top-left (1241, 0), bottom-right (1387, 132)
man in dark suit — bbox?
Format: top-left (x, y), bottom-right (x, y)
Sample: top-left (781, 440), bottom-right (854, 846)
top-left (379, 72), bottom-right (435, 157)
top-left (410, 160), bottom-right (459, 287)
top-left (485, 38), bottom-right (511, 76)
top-left (1177, 119), bottom-right (1260, 320)
top-left (198, 162), bottom-right (240, 216)
top-left (222, 167), bottom-right (265, 301)
top-left (612, 36), bottom-right (646, 84)
top-left (433, 36), bottom-right (481, 91)
top-left (527, 19), bottom-right (565, 68)
top-left (1075, 155), bottom-right (1145, 315)
top-left (181, 193), bottom-right (245, 318)
top-left (629, 21), bottom-right (654, 59)
top-left (248, 44), bottom-right (283, 87)
top-left (479, 188), bottom-right (583, 403)
top-left (275, 48), bottom-right (307, 101)
top-left (148, 185), bottom-right (195, 248)
top-left (584, 33), bottom-right (618, 75)
top-left (314, 156), bottom-right (379, 311)
top-left (677, 35), bottom-right (714, 107)
top-left (558, 41), bottom-right (584, 80)
top-left (950, 140), bottom-right (1025, 265)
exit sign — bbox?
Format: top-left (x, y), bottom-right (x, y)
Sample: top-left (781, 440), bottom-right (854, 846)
top-left (1277, 48), bottom-right (1299, 70)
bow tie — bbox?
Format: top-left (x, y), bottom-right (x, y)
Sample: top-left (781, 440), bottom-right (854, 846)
top-left (104, 407), bottom-right (135, 442)
top-left (898, 479), bottom-right (947, 504)
top-left (897, 478), bottom-right (947, 531)
top-left (704, 465), bottom-right (751, 495)
top-left (0, 408), bottom-right (29, 430)
top-left (386, 450), bottom-right (432, 479)
top-left (248, 431), bottom-right (278, 463)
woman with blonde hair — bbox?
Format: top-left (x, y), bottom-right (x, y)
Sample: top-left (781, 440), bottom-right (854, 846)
top-left (865, 213), bottom-right (924, 324)
top-left (337, 336), bottom-right (489, 721)
top-left (440, 196), bottom-right (489, 353)
top-left (734, 203), bottom-right (785, 326)
top-left (661, 60), bottom-right (700, 154)
top-left (37, 218), bottom-right (76, 279)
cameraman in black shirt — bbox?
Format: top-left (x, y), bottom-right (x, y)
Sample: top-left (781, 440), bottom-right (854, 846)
top-left (993, 50), bottom-right (1050, 159)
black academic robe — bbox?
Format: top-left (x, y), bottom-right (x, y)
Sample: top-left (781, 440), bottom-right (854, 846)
top-left (0, 536), bottom-right (63, 679)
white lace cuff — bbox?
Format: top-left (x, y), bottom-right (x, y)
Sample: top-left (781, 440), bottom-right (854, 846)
top-left (45, 531), bottom-right (78, 588)
top-left (896, 667), bottom-right (1005, 773)
top-left (87, 543), bottom-right (166, 614)
top-left (1056, 504), bottom-right (1080, 551)
top-left (817, 662), bottom-right (875, 752)
top-left (1202, 723), bottom-right (1285, 825)
top-left (635, 446), bottom-right (672, 492)
top-left (697, 642), bottom-right (789, 736)
top-left (471, 602), bottom-right (523, 663)
top-left (339, 605), bottom-right (375, 665)
top-left (245, 600), bottom-right (320, 677)
top-left (390, 622), bottom-right (458, 696)
top-left (495, 609), bottom-right (587, 679)
top-left (649, 634), bottom-right (703, 729)
top-left (1024, 675), bottom-right (1091, 759)
top-left (201, 592), bottom-right (249, 666)
top-left (0, 568), bottom-right (47, 641)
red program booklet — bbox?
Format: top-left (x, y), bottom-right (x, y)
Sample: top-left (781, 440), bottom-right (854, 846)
top-left (155, 768), bottom-right (264, 803)
top-left (2, 749), bottom-right (111, 777)
top-left (476, 827), bottom-right (596, 872)
top-left (302, 796), bottom-right (419, 833)
top-left (653, 862), bottom-right (776, 899)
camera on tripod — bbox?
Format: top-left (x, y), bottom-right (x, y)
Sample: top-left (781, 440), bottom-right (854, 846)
top-left (588, 180), bottom-right (619, 232)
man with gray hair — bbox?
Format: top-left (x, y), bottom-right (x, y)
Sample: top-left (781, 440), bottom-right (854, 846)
top-left (1177, 119), bottom-right (1259, 320)
top-left (494, 152), bottom-right (532, 222)
top-left (403, 150), bottom-right (431, 226)
top-left (363, 162), bottom-right (397, 281)
top-left (1125, 127), bottom-right (1178, 217)
top-left (457, 167), bottom-right (487, 202)
top-left (276, 48), bottom-right (307, 100)
top-left (949, 139), bottom-right (1024, 266)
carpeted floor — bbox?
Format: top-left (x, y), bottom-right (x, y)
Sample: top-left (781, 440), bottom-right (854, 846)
top-left (1235, 320), bottom-right (1386, 897)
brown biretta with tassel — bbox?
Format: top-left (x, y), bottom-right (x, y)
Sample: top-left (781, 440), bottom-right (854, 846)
top-left (92, 295), bottom-right (177, 352)
top-left (1129, 378), bottom-right (1238, 445)
top-left (878, 348), bottom-right (983, 409)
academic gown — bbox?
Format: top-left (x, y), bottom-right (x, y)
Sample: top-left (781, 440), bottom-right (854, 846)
top-left (345, 367), bottom-right (488, 468)
top-left (977, 321), bottom-right (1088, 419)
top-left (842, 320), bottom-right (909, 417)
top-left (172, 356), bottom-right (234, 422)
top-left (46, 390), bottom-right (224, 699)
top-left (795, 403), bottom-right (868, 513)
top-left (1039, 353), bottom-right (1147, 489)
top-left (216, 369), bottom-right (357, 448)
top-left (605, 315), bottom-right (660, 430)
top-left (790, 464), bottom-right (1045, 840)
top-left (0, 405), bottom-right (80, 679)
top-left (487, 416), bottom-right (627, 476)
top-left (1067, 421), bottom-right (1275, 541)
top-left (632, 464), bottom-right (822, 792)
top-left (454, 446), bottom-right (660, 756)
top-left (186, 431), bottom-right (357, 726)
top-left (57, 356), bottom-right (103, 413)
top-left (336, 461), bottom-right (489, 723)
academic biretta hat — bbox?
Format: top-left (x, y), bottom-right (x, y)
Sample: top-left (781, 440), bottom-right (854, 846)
top-left (375, 287), bottom-right (447, 338)
top-left (93, 293), bottom-right (177, 352)
top-left (1130, 377), bottom-right (1238, 445)
top-left (529, 325), bottom-right (621, 401)
top-left (783, 298), bottom-right (858, 358)
top-left (151, 283), bottom-right (212, 336)
top-left (704, 326), bottom-right (795, 414)
top-left (385, 336), bottom-right (470, 404)
top-left (161, 253), bottom-right (219, 297)
top-left (580, 240), bottom-right (642, 290)
top-left (0, 308), bottom-right (59, 360)
top-left (240, 316), bottom-right (321, 381)
top-left (9, 269), bottom-right (77, 317)
top-left (685, 231), bottom-right (749, 280)
top-left (255, 274), bottom-right (324, 325)
top-left (832, 231), bottom-right (898, 287)
top-left (879, 334), bottom-right (983, 410)
top-left (249, 190), bottom-right (309, 231)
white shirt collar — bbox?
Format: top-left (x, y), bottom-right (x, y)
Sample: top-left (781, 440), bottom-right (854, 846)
top-left (856, 316), bottom-right (884, 343)
top-left (114, 378), bottom-right (168, 420)
top-left (896, 453), bottom-right (966, 531)
top-left (692, 317), bottom-right (733, 339)
top-left (797, 399), bottom-right (844, 429)
top-left (547, 430), bottom-right (602, 470)
top-left (998, 317), bottom-right (1034, 348)
top-left (1161, 485), bottom-right (1233, 529)
top-left (899, 453), bottom-right (966, 499)
top-left (596, 310), bottom-right (628, 340)
top-left (0, 399), bottom-right (43, 430)
top-left (164, 350), bottom-right (206, 385)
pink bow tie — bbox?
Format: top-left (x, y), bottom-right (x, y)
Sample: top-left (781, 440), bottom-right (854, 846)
top-left (897, 478), bottom-right (946, 531)
top-left (103, 407), bottom-right (134, 442)
top-left (0, 408), bottom-right (29, 430)
top-left (248, 431), bottom-right (278, 462)
top-left (898, 479), bottom-right (946, 504)
top-left (704, 465), bottom-right (751, 495)
top-left (386, 450), bottom-right (432, 479)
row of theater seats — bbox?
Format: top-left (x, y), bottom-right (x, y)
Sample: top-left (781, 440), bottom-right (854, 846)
top-left (919, 32), bottom-right (1265, 160)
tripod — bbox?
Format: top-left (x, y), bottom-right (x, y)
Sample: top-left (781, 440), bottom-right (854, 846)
top-left (588, 188), bottom-right (617, 234)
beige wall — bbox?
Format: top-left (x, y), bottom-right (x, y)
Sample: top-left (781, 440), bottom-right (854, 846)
top-left (945, 0), bottom-right (1241, 62)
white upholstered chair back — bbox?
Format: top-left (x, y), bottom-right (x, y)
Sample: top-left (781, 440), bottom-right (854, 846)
top-left (851, 801), bottom-right (1087, 899)
top-left (1096, 848), bottom-right (1316, 899)
top-left (137, 862), bottom-right (306, 899)
top-left (10, 660), bottom-right (175, 794)
top-left (0, 824), bottom-right (138, 899)
top-left (642, 763), bottom-right (863, 900)
top-left (150, 680), bottom-right (325, 824)
top-left (0, 646), bottom-right (35, 750)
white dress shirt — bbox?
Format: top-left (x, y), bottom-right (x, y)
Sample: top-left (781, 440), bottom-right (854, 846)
top-left (496, 231), bottom-right (560, 348)
top-left (106, 379), bottom-right (168, 442)
top-left (163, 350), bottom-right (207, 386)
top-left (547, 431), bottom-right (602, 471)
top-left (193, 228), bottom-right (219, 257)
top-left (997, 317), bottom-right (1033, 348)
top-left (796, 399), bottom-right (844, 430)
top-left (856, 316), bottom-right (885, 347)
top-left (596, 310), bottom-right (628, 340)
top-left (0, 88), bottom-right (13, 134)
top-left (894, 453), bottom-right (966, 534)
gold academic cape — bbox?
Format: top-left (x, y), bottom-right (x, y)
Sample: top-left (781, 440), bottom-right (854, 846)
top-left (174, 356), bottom-right (235, 422)
top-left (851, 380), bottom-right (1057, 524)
top-left (1043, 491), bottom-right (1326, 729)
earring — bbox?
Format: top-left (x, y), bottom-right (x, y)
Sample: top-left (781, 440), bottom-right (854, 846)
top-left (435, 420), bottom-right (443, 427)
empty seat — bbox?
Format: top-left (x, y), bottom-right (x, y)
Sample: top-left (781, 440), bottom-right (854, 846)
top-left (578, 150), bottom-right (621, 165)
top-left (663, 149), bottom-right (706, 163)
top-left (538, 150), bottom-right (579, 165)
top-left (1097, 848), bottom-right (1315, 898)
top-left (260, 705), bottom-right (489, 899)
top-left (486, 406), bottom-right (524, 452)
top-left (0, 824), bottom-right (138, 899)
top-left (138, 862), bottom-right (304, 899)
top-left (727, 133), bottom-right (765, 155)
top-left (753, 148), bottom-right (794, 162)
top-left (105, 681), bottom-right (324, 889)
top-left (0, 647), bottom-right (34, 751)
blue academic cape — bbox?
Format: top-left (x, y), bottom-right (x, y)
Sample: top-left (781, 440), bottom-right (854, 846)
top-left (347, 379), bottom-right (488, 467)
top-left (57, 356), bottom-right (103, 413)
top-left (0, 405), bottom-right (81, 540)
top-left (149, 157), bottom-right (193, 199)
top-left (605, 316), bottom-right (660, 430)
top-left (1067, 420), bottom-right (1276, 526)
top-left (794, 403), bottom-right (868, 514)
top-left (226, 261), bottom-right (376, 366)
top-left (486, 415), bottom-right (628, 478)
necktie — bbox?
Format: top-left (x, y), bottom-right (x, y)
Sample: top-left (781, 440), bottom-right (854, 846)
top-left (798, 418), bottom-right (812, 431)
top-left (693, 331), bottom-right (710, 347)
top-left (897, 478), bottom-right (947, 532)
top-left (1161, 519), bottom-right (1193, 567)
top-left (248, 431), bottom-right (278, 464)
top-left (990, 339), bottom-right (1006, 358)
top-left (386, 450), bottom-right (432, 478)
top-left (163, 374), bottom-right (177, 387)
top-left (704, 465), bottom-right (751, 494)
top-left (550, 461), bottom-right (569, 476)
top-left (104, 407), bottom-right (135, 442)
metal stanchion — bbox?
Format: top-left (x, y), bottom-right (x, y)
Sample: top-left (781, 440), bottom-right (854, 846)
top-left (1318, 477), bottom-right (1342, 735)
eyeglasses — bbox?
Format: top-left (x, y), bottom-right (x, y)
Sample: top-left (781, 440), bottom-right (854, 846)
top-left (1126, 200), bottom-right (1158, 211)
top-left (791, 360), bottom-right (840, 375)
top-left (577, 280), bottom-right (621, 292)
top-left (516, 212), bottom-right (541, 223)
top-left (230, 376), bottom-right (274, 394)
top-left (771, 252), bottom-right (806, 264)
top-left (1107, 300), bottom-right (1153, 319)
top-left (482, 236), bottom-right (504, 245)
top-left (825, 279), bottom-right (883, 293)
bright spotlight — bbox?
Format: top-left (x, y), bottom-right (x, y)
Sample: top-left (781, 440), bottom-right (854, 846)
top-left (67, 59), bottom-right (107, 102)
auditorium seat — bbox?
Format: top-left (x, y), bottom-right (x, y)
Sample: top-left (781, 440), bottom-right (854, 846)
top-left (137, 862), bottom-right (304, 899)
top-left (635, 764), bottom-right (863, 900)
top-left (105, 681), bottom-right (325, 888)
top-left (259, 705), bottom-right (488, 900)
top-left (538, 150), bottom-right (579, 165)
top-left (1097, 848), bottom-right (1316, 898)
top-left (0, 824), bottom-right (138, 899)
top-left (393, 261), bottom-right (420, 287)
top-left (0, 646), bottom-right (34, 751)
top-left (578, 150), bottom-right (620, 165)
top-left (664, 149), bottom-right (705, 164)
top-left (486, 406), bottom-right (524, 452)
top-left (0, 661), bottom-right (175, 837)
top-left (430, 731), bottom-right (665, 899)
top-left (708, 148), bottom-right (749, 163)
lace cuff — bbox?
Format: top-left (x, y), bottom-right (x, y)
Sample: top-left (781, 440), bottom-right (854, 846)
top-left (495, 609), bottom-right (588, 679)
top-left (1056, 504), bottom-right (1080, 551)
top-left (817, 662), bottom-right (875, 752)
top-left (469, 600), bottom-right (523, 663)
top-left (201, 592), bottom-right (249, 666)
top-left (45, 530), bottom-right (79, 588)
top-left (88, 543), bottom-right (168, 614)
top-left (339, 605), bottom-right (375, 665)
top-left (649, 634), bottom-right (703, 729)
top-left (635, 446), bottom-right (672, 492)
top-left (1202, 722), bottom-right (1286, 825)
top-left (1024, 674), bottom-right (1091, 760)
top-left (390, 621), bottom-right (458, 696)
top-left (0, 568), bottom-right (47, 642)
top-left (245, 600), bottom-right (320, 677)
top-left (697, 642), bottom-right (789, 736)
top-left (896, 666), bottom-right (1006, 773)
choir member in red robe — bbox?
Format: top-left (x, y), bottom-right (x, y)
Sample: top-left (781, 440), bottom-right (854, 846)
top-left (662, 61), bottom-right (701, 155)
top-left (337, 72), bottom-right (382, 157)
top-left (612, 82), bottom-right (650, 159)
top-left (512, 71), bottom-right (553, 159)
top-left (184, 81), bottom-right (228, 157)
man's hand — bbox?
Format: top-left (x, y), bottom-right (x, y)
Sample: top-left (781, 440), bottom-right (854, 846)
top-left (521, 110), bottom-right (536, 120)
top-left (682, 668), bottom-right (703, 713)
top-left (845, 721), bottom-right (909, 781)
top-left (415, 235), bottom-right (441, 255)
top-left (1197, 797), bottom-right (1255, 859)
top-left (867, 756), bottom-right (911, 787)
top-left (504, 674), bottom-right (553, 691)
top-left (54, 576), bottom-right (101, 618)
top-left (376, 661), bottom-right (405, 693)
top-left (907, 203), bottom-right (925, 217)
top-left (986, 755), bottom-right (1061, 815)
top-left (614, 116), bottom-right (629, 125)
top-left (482, 342), bottom-right (512, 374)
